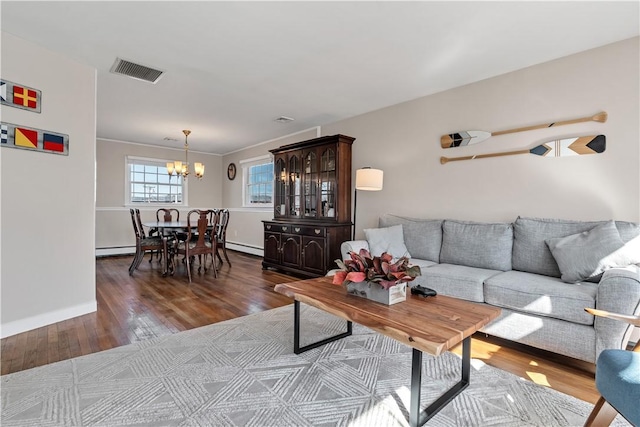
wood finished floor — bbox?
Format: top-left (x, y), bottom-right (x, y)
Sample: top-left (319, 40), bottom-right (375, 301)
top-left (1, 251), bottom-right (599, 405)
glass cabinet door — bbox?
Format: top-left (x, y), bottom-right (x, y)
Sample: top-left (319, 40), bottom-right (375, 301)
top-left (303, 150), bottom-right (318, 218)
top-left (274, 157), bottom-right (286, 217)
top-left (320, 148), bottom-right (336, 219)
top-left (288, 154), bottom-right (301, 218)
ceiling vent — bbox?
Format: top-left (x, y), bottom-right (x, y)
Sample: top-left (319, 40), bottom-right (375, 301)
top-left (274, 116), bottom-right (295, 123)
top-left (110, 58), bottom-right (164, 84)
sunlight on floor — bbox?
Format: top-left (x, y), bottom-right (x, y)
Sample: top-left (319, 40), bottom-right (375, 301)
top-left (526, 359), bottom-right (551, 387)
top-left (526, 371), bottom-right (551, 387)
top-left (346, 361), bottom-right (487, 426)
top-left (345, 386), bottom-right (411, 427)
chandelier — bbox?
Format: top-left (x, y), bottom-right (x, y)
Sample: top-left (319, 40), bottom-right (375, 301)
top-left (166, 130), bottom-right (204, 180)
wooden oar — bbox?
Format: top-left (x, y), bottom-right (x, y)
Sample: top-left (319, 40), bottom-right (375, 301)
top-left (440, 135), bottom-right (605, 164)
top-left (441, 112), bottom-right (607, 148)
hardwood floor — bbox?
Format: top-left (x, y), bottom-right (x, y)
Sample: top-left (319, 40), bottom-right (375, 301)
top-left (1, 251), bottom-right (599, 405)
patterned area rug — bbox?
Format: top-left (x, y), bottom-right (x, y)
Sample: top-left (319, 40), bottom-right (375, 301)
top-left (1, 304), bottom-right (631, 426)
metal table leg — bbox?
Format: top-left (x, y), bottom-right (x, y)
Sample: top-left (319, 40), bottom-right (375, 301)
top-left (409, 336), bottom-right (471, 426)
top-left (293, 300), bottom-right (352, 354)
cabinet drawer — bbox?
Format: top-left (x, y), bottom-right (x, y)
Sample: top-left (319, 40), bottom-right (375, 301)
top-left (299, 226), bottom-right (326, 237)
top-left (264, 223), bottom-right (293, 233)
top-left (264, 223), bottom-right (326, 236)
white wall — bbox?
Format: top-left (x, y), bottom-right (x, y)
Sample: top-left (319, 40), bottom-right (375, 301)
top-left (1, 32), bottom-right (97, 338)
top-left (322, 37), bottom-right (640, 236)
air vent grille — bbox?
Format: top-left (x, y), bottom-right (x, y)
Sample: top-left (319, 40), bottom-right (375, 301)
top-left (110, 58), bottom-right (164, 84)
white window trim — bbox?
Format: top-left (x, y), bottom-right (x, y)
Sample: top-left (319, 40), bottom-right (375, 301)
top-left (124, 155), bottom-right (189, 207)
top-left (240, 154), bottom-right (274, 208)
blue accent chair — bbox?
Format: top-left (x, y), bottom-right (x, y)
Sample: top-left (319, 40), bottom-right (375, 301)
top-left (584, 308), bottom-right (640, 427)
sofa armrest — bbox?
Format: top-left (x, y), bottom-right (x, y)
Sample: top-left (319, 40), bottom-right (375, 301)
top-left (594, 265), bottom-right (640, 356)
top-left (340, 240), bottom-right (370, 261)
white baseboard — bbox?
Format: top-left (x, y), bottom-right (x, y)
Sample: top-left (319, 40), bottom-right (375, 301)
top-left (226, 242), bottom-right (264, 257)
top-left (1, 301), bottom-right (97, 339)
top-left (96, 243), bottom-right (263, 258)
top-left (96, 246), bottom-right (136, 257)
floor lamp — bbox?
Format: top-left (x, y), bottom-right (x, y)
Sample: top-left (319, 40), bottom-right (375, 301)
top-left (353, 167), bottom-right (384, 240)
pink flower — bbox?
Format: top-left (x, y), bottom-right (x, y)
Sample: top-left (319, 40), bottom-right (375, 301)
top-left (333, 251), bottom-right (421, 289)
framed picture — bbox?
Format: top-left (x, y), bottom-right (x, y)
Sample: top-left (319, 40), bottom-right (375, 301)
top-left (227, 163), bottom-right (236, 180)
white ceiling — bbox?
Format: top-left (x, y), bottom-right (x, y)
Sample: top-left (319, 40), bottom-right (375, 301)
top-left (2, 1), bottom-right (638, 155)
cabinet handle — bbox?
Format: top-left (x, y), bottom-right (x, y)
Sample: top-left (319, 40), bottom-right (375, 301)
top-left (295, 227), bottom-right (301, 232)
top-left (282, 226), bottom-right (288, 231)
top-left (266, 225), bottom-right (271, 230)
top-left (315, 229), bottom-right (321, 234)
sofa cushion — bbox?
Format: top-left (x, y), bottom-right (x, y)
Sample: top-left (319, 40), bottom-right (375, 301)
top-left (484, 270), bottom-right (597, 325)
top-left (379, 214), bottom-right (443, 263)
top-left (440, 220), bottom-right (513, 271)
top-left (513, 217), bottom-right (640, 278)
top-left (420, 263), bottom-right (502, 302)
top-left (513, 217), bottom-right (602, 277)
top-left (481, 308), bottom-right (597, 363)
top-left (363, 224), bottom-right (410, 259)
top-left (546, 221), bottom-right (639, 283)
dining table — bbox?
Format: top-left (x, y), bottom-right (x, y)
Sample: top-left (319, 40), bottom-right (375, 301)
top-left (142, 220), bottom-right (191, 231)
top-left (141, 220), bottom-right (215, 276)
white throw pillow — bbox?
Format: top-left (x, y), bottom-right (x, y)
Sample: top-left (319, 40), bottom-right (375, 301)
top-left (545, 220), bottom-right (638, 283)
top-left (363, 225), bottom-right (411, 259)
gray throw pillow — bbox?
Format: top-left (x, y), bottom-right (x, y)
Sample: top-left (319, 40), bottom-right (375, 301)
top-left (545, 220), bottom-right (638, 283)
top-left (379, 214), bottom-right (443, 262)
top-left (440, 220), bottom-right (513, 271)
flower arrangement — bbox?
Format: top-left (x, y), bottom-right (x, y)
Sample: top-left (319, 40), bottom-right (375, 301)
top-left (332, 249), bottom-right (422, 290)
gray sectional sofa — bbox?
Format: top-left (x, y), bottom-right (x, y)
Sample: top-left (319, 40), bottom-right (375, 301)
top-left (340, 214), bottom-right (640, 364)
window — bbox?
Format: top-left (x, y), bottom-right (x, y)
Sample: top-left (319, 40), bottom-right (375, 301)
top-left (126, 156), bottom-right (185, 205)
top-left (241, 155), bottom-right (273, 207)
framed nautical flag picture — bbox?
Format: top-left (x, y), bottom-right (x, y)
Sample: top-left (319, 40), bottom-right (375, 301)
top-left (0, 122), bottom-right (69, 156)
top-left (0, 79), bottom-right (42, 113)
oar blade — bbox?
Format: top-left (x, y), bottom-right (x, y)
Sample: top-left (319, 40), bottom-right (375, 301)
top-left (529, 135), bottom-right (605, 157)
top-left (440, 131), bottom-right (491, 148)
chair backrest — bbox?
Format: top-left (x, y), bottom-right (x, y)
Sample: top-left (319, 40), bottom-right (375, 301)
top-left (217, 209), bottom-right (230, 241)
top-left (208, 209), bottom-right (219, 229)
top-left (130, 208), bottom-right (146, 239)
top-left (186, 209), bottom-right (219, 254)
top-left (130, 208), bottom-right (141, 240)
top-left (156, 208), bottom-right (179, 223)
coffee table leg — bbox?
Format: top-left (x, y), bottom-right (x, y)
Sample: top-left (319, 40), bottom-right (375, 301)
top-left (293, 300), bottom-right (352, 354)
top-left (409, 336), bottom-right (471, 427)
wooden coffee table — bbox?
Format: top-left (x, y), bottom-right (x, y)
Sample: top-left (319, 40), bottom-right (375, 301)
top-left (274, 277), bottom-right (501, 427)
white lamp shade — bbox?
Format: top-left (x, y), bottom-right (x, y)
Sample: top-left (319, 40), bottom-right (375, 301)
top-left (355, 168), bottom-right (383, 191)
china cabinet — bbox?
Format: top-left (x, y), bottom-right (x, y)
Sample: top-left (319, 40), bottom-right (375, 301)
top-left (263, 134), bottom-right (354, 277)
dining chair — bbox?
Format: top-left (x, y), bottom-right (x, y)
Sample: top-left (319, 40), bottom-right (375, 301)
top-left (149, 208), bottom-right (180, 262)
top-left (583, 308), bottom-right (640, 427)
top-left (215, 208), bottom-right (231, 267)
top-left (128, 208), bottom-right (164, 275)
top-left (174, 209), bottom-right (218, 282)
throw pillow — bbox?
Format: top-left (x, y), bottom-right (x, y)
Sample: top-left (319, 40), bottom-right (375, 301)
top-left (440, 220), bottom-right (513, 271)
top-left (545, 220), bottom-right (636, 283)
top-left (364, 224), bottom-right (411, 259)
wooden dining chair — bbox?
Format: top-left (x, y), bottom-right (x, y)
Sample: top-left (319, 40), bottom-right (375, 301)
top-left (149, 208), bottom-right (180, 262)
top-left (128, 208), bottom-right (164, 275)
top-left (584, 308), bottom-right (640, 427)
top-left (173, 209), bottom-right (218, 282)
top-left (215, 208), bottom-right (231, 267)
